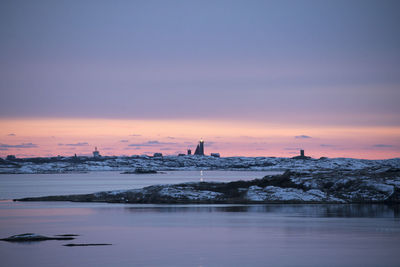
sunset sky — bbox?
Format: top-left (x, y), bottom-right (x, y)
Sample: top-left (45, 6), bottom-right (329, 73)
top-left (1, 0), bottom-right (399, 159)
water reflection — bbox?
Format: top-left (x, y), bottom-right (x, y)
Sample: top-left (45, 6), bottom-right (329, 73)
top-left (1, 201), bottom-right (400, 267)
top-left (124, 204), bottom-right (400, 218)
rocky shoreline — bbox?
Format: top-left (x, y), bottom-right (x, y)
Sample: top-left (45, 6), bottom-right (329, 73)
top-left (2, 155), bottom-right (399, 174)
top-left (16, 168), bottom-right (400, 204)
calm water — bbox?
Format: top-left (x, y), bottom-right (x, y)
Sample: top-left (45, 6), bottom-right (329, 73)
top-left (0, 171), bottom-right (399, 267)
top-left (0, 170), bottom-right (278, 200)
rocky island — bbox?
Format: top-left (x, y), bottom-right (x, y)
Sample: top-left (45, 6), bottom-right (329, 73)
top-left (0, 233), bottom-right (76, 242)
top-left (1, 154), bottom-right (400, 174)
top-left (17, 167), bottom-right (400, 204)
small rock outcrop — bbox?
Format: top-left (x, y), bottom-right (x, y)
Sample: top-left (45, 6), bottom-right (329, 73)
top-left (0, 233), bottom-right (75, 242)
top-left (63, 243), bottom-right (111, 247)
top-left (121, 168), bottom-right (157, 174)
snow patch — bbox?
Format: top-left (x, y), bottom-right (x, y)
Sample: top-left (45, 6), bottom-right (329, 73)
top-left (246, 186), bottom-right (330, 202)
top-left (159, 186), bottom-right (222, 200)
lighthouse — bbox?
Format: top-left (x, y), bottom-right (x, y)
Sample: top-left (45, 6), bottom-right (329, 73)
top-left (93, 147), bottom-right (101, 158)
top-left (194, 139), bottom-right (204, 156)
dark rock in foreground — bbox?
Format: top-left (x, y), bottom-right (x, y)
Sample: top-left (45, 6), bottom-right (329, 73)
top-left (0, 233), bottom-right (75, 242)
top-left (121, 168), bottom-right (157, 174)
top-left (63, 243), bottom-right (112, 247)
top-left (16, 169), bottom-right (400, 204)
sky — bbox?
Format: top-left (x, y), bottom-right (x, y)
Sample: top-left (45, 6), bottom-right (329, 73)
top-left (0, 0), bottom-right (399, 159)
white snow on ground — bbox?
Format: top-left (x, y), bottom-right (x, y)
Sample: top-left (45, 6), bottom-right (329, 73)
top-left (340, 188), bottom-right (389, 202)
top-left (290, 176), bottom-right (318, 188)
top-left (4, 233), bottom-right (47, 240)
top-left (4, 156), bottom-right (400, 203)
top-left (368, 183), bottom-right (394, 195)
top-left (104, 190), bottom-right (132, 196)
top-left (159, 186), bottom-right (223, 200)
top-left (245, 185), bottom-right (346, 203)
top-left (1, 156), bottom-right (400, 174)
top-left (245, 186), bottom-right (266, 201)
top-left (14, 233), bottom-right (42, 238)
top-left (386, 180), bottom-right (400, 188)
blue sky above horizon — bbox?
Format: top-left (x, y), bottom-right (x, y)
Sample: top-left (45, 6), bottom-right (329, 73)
top-left (0, 0), bottom-right (399, 158)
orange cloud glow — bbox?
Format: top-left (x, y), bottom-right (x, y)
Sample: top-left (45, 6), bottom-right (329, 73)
top-left (0, 118), bottom-right (399, 159)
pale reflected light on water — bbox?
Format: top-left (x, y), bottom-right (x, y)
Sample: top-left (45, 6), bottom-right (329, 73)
top-left (0, 201), bottom-right (399, 267)
top-left (0, 171), bottom-right (399, 266)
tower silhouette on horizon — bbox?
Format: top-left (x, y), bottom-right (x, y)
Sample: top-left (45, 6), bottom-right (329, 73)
top-left (194, 139), bottom-right (204, 156)
top-left (93, 147), bottom-right (101, 158)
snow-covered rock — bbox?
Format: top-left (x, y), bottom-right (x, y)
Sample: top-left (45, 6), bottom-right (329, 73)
top-left (17, 168), bottom-right (400, 204)
top-left (159, 186), bottom-right (223, 200)
top-left (1, 156), bottom-right (399, 174)
top-left (245, 185), bottom-right (340, 202)
top-left (0, 233), bottom-right (75, 242)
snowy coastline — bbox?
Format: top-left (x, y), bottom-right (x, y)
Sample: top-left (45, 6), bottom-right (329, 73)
top-left (1, 155), bottom-right (399, 174)
top-left (17, 166), bottom-right (400, 204)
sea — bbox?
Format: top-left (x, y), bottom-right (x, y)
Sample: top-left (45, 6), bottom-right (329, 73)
top-left (0, 171), bottom-right (399, 267)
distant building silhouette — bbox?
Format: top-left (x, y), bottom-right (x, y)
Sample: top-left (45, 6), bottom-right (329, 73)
top-left (292, 149), bottom-right (311, 160)
top-left (187, 149), bottom-right (192, 155)
top-left (6, 155), bottom-right (16, 161)
top-left (210, 153), bottom-right (220, 158)
top-left (153, 153), bottom-right (162, 157)
top-left (194, 139), bottom-right (204, 156)
top-left (93, 147), bottom-right (101, 158)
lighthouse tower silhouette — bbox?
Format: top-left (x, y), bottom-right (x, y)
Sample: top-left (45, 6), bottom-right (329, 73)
top-left (93, 147), bottom-right (101, 158)
top-left (194, 139), bottom-right (204, 156)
